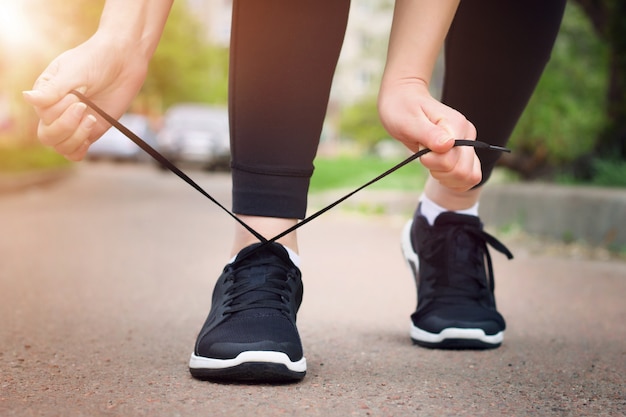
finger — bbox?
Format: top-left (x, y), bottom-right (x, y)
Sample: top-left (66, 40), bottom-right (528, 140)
top-left (37, 102), bottom-right (87, 147)
top-left (64, 140), bottom-right (91, 162)
top-left (27, 56), bottom-right (85, 108)
top-left (23, 54), bottom-right (87, 124)
top-left (27, 93), bottom-right (81, 126)
top-left (417, 122), bottom-right (455, 154)
top-left (428, 146), bottom-right (482, 191)
top-left (53, 114), bottom-right (97, 157)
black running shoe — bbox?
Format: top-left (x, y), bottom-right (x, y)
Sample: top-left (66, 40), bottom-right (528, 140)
top-left (401, 209), bottom-right (513, 349)
top-left (189, 242), bottom-right (306, 382)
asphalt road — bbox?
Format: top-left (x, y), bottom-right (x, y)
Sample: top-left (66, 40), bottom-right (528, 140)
top-left (1, 163), bottom-right (624, 416)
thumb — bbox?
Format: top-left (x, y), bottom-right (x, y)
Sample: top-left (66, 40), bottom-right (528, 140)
top-left (23, 58), bottom-right (85, 108)
top-left (421, 122), bottom-right (455, 154)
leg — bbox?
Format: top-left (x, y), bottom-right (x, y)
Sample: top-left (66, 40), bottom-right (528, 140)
top-left (190, 0), bottom-right (350, 382)
top-left (426, 0), bottom-right (566, 210)
top-left (405, 0), bottom-right (566, 349)
top-left (229, 0), bottom-right (350, 255)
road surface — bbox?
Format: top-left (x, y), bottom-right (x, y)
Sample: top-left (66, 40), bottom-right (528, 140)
top-left (1, 163), bottom-right (624, 416)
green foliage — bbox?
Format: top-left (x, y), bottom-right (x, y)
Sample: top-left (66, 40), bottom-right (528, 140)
top-left (508, 2), bottom-right (609, 164)
top-left (589, 159), bottom-right (626, 186)
top-left (0, 145), bottom-right (71, 173)
top-left (144, 2), bottom-right (229, 109)
top-left (338, 96), bottom-right (389, 149)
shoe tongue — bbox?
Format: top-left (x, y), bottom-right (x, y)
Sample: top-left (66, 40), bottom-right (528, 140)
top-left (230, 243), bottom-right (292, 313)
top-left (434, 211), bottom-right (481, 228)
top-left (430, 212), bottom-right (486, 294)
top-left (235, 242), bottom-right (291, 268)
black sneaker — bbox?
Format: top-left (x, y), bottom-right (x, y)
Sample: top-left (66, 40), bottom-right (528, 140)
top-left (189, 242), bottom-right (306, 382)
top-left (401, 209), bottom-right (513, 349)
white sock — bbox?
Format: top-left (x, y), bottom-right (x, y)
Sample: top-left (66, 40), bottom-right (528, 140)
top-left (419, 194), bottom-right (479, 225)
top-left (283, 245), bottom-right (301, 268)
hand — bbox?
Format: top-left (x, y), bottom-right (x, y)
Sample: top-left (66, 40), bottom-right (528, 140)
top-left (378, 77), bottom-right (481, 192)
top-left (23, 33), bottom-right (149, 161)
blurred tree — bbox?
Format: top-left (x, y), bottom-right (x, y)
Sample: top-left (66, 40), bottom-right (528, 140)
top-left (142, 1), bottom-right (229, 111)
top-left (35, 0), bottom-right (229, 110)
top-left (572, 0), bottom-right (626, 164)
top-left (502, 0), bottom-right (626, 180)
top-left (338, 95), bottom-right (389, 151)
top-left (502, 1), bottom-right (609, 178)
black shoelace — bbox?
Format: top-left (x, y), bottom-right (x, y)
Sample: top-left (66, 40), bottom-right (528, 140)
top-left (427, 224), bottom-right (514, 302)
top-left (224, 258), bottom-right (298, 314)
top-left (71, 90), bottom-right (511, 249)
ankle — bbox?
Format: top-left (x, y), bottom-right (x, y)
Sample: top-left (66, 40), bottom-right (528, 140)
top-left (423, 177), bottom-right (481, 211)
top-left (419, 194), bottom-right (479, 225)
top-left (231, 215), bottom-right (299, 256)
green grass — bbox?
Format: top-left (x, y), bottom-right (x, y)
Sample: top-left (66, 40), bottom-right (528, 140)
top-left (310, 155), bottom-right (428, 193)
top-left (0, 145), bottom-right (72, 173)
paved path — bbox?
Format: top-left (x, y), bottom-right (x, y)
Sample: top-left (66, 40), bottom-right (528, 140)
top-left (0, 163), bottom-right (624, 416)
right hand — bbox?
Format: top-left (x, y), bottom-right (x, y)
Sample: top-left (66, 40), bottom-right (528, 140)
top-left (23, 33), bottom-right (150, 161)
top-left (378, 77), bottom-right (481, 192)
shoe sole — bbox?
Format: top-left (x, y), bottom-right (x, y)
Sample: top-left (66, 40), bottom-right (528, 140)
top-left (410, 324), bottom-right (503, 349)
top-left (189, 351), bottom-right (306, 383)
top-left (401, 220), bottom-right (503, 350)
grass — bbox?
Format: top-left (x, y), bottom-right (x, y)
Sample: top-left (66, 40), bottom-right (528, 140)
top-left (309, 155), bottom-right (428, 193)
top-left (0, 145), bottom-right (72, 173)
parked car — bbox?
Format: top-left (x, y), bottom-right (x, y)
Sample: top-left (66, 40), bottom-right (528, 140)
top-left (156, 104), bottom-right (231, 171)
top-left (87, 113), bottom-right (157, 162)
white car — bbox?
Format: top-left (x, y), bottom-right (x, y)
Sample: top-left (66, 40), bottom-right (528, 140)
top-left (87, 114), bottom-right (157, 162)
top-left (157, 104), bottom-right (230, 171)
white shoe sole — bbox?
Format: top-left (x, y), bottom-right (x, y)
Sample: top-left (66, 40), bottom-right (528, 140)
top-left (410, 324), bottom-right (503, 345)
top-left (189, 350), bottom-right (307, 373)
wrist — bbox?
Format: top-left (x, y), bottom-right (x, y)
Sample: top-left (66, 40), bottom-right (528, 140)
top-left (380, 72), bottom-right (431, 97)
top-left (96, 0), bottom-right (172, 61)
top-left (87, 31), bottom-right (150, 74)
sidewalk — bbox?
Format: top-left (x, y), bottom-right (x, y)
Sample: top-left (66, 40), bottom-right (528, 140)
top-left (0, 165), bottom-right (624, 416)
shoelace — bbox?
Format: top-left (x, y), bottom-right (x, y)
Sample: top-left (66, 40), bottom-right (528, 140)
top-left (71, 90), bottom-right (511, 250)
top-left (428, 224), bottom-right (513, 301)
top-left (224, 259), bottom-right (297, 314)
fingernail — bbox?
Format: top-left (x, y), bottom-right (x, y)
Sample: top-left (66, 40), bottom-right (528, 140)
top-left (73, 102), bottom-right (87, 117)
top-left (22, 90), bottom-right (43, 100)
top-left (84, 114), bottom-right (97, 129)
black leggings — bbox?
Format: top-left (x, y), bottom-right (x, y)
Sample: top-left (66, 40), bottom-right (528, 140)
top-left (229, 0), bottom-right (566, 219)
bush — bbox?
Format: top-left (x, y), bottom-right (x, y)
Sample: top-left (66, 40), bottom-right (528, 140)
top-left (0, 145), bottom-right (71, 173)
top-left (590, 159), bottom-right (626, 187)
top-left (508, 2), bottom-right (609, 165)
top-left (338, 95), bottom-right (389, 150)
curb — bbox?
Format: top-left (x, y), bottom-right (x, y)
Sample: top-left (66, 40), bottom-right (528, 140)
top-left (311, 183), bottom-right (626, 249)
top-left (480, 183), bottom-right (626, 248)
